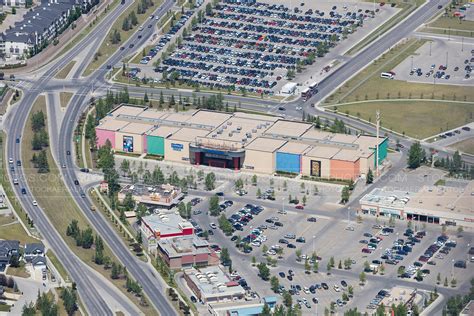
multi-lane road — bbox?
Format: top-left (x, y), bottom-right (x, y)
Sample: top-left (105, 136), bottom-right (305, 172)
top-left (5, 0), bottom-right (176, 314)
top-left (3, 0), bottom-right (471, 314)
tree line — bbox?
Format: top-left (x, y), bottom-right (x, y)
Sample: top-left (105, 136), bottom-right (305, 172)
top-left (30, 110), bottom-right (50, 173)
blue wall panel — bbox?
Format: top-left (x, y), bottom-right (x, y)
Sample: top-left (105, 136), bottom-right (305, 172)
top-left (276, 152), bottom-right (300, 174)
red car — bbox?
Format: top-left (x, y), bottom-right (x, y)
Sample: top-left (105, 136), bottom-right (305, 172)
top-left (362, 248), bottom-right (372, 254)
top-left (295, 205), bottom-right (304, 210)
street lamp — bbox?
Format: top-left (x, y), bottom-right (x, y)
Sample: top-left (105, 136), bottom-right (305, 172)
top-left (451, 259), bottom-right (455, 278)
top-left (312, 235), bottom-right (316, 254)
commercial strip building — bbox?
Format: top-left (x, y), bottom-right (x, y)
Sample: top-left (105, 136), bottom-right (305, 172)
top-left (360, 181), bottom-right (474, 228)
top-left (157, 236), bottom-right (219, 269)
top-left (96, 105), bottom-right (388, 180)
top-left (183, 266), bottom-right (246, 304)
top-left (140, 211), bottom-right (194, 252)
top-left (208, 297), bottom-right (277, 316)
top-left (117, 183), bottom-right (184, 209)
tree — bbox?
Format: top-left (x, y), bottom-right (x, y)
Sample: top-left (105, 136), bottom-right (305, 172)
top-left (61, 287), bottom-right (78, 316)
top-left (257, 262), bottom-right (270, 281)
top-left (295, 249), bottom-right (302, 261)
top-left (261, 303), bottom-right (272, 316)
top-left (437, 272), bottom-right (441, 284)
top-left (398, 266), bottom-right (405, 276)
top-left (341, 186), bottom-right (350, 204)
top-left (359, 271), bottom-right (366, 285)
top-left (282, 291), bottom-right (292, 307)
top-left (21, 302), bottom-right (36, 316)
top-left (305, 258), bottom-right (311, 273)
top-left (407, 141), bottom-right (425, 169)
top-left (452, 151), bottom-right (462, 173)
top-left (220, 248), bottom-right (231, 266)
top-left (366, 169), bottom-right (374, 184)
top-left (312, 260), bottom-right (319, 273)
top-left (120, 159), bottom-right (130, 176)
top-left (94, 235), bottom-right (105, 265)
top-left (270, 276), bottom-right (280, 292)
top-left (444, 276), bottom-right (448, 287)
top-left (329, 256), bottom-right (335, 267)
top-left (451, 278), bottom-right (457, 288)
top-left (122, 192), bottom-right (136, 211)
top-left (251, 174), bottom-right (257, 186)
top-left (209, 196), bottom-right (220, 216)
top-left (205, 172), bottom-right (216, 190)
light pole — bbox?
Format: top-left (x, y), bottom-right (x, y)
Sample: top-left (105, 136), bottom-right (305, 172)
top-left (312, 235), bottom-right (315, 254)
top-left (451, 259), bottom-right (455, 278)
top-left (429, 41), bottom-right (432, 56)
top-left (410, 56), bottom-right (414, 70)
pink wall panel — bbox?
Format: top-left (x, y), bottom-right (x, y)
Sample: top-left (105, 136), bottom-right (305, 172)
top-left (96, 129), bottom-right (116, 148)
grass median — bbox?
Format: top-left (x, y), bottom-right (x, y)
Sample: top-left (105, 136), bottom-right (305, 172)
top-left (83, 0), bottom-right (163, 76)
top-left (55, 61), bottom-right (76, 79)
top-left (60, 92), bottom-right (74, 108)
top-left (0, 215), bottom-right (38, 244)
top-left (22, 96), bottom-right (156, 315)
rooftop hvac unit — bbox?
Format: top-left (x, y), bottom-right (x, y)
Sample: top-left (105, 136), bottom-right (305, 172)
top-left (217, 130), bottom-right (222, 134)
top-left (252, 129), bottom-right (257, 133)
top-left (212, 134), bottom-right (217, 138)
top-left (223, 125), bottom-right (227, 129)
top-left (237, 126), bottom-right (242, 131)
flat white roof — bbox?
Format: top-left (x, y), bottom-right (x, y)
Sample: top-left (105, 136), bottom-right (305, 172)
top-left (245, 137), bottom-right (286, 153)
top-left (264, 120), bottom-right (312, 137)
top-left (119, 122), bottom-right (154, 134)
top-left (168, 127), bottom-right (210, 142)
top-left (278, 142), bottom-right (311, 155)
top-left (148, 126), bottom-right (181, 138)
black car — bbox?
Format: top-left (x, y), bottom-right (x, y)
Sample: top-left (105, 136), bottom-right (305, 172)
top-left (279, 272), bottom-right (285, 278)
top-left (21, 188), bottom-right (27, 194)
top-left (307, 217), bottom-right (317, 222)
top-left (454, 260), bottom-right (467, 269)
top-left (129, 43), bottom-right (134, 48)
top-left (215, 192), bottom-right (224, 196)
top-left (74, 180), bottom-right (80, 185)
top-left (231, 236), bottom-right (238, 242)
top-left (66, 150), bottom-right (71, 155)
top-left (287, 243), bottom-right (296, 248)
top-left (190, 296), bottom-right (197, 303)
top-left (274, 221), bottom-right (283, 227)
top-left (16, 160), bottom-right (21, 166)
top-left (279, 239), bottom-right (289, 244)
top-left (341, 280), bottom-right (347, 287)
top-left (278, 106), bottom-right (286, 111)
top-left (321, 283), bottom-right (329, 290)
top-left (287, 275), bottom-right (293, 281)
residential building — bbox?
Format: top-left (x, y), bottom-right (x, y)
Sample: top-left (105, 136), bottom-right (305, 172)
top-left (157, 236), bottom-right (219, 269)
top-left (0, 240), bottom-right (20, 270)
top-left (118, 183), bottom-right (184, 209)
top-left (183, 266), bottom-right (246, 304)
top-left (24, 242), bottom-right (45, 262)
top-left (0, 0), bottom-right (99, 59)
top-left (31, 256), bottom-right (47, 270)
top-left (95, 105), bottom-right (388, 181)
top-left (140, 212), bottom-right (194, 252)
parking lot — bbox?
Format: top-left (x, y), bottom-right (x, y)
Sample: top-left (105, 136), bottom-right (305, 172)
top-left (151, 0), bottom-right (398, 95)
top-left (392, 39), bottom-right (474, 85)
top-left (187, 188), bottom-right (474, 313)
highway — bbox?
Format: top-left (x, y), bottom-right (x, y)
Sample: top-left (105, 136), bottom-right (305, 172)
top-left (4, 0), bottom-right (176, 314)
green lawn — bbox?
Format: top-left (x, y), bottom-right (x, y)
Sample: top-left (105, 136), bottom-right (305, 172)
top-left (6, 262), bottom-right (30, 278)
top-left (336, 101), bottom-right (474, 139)
top-left (55, 61), bottom-right (76, 79)
top-left (59, 92), bottom-right (74, 108)
top-left (83, 0), bottom-right (163, 76)
top-left (449, 137), bottom-right (474, 155)
top-left (0, 215), bottom-right (38, 244)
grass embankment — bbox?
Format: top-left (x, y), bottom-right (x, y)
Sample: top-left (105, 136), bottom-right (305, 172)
top-left (0, 215), bottom-right (38, 244)
top-left (449, 138), bottom-right (474, 155)
top-left (83, 0), bottom-right (163, 76)
top-left (22, 96), bottom-right (155, 315)
top-left (129, 45), bottom-right (156, 64)
top-left (348, 0), bottom-right (426, 55)
top-left (55, 61), bottom-right (76, 79)
top-left (325, 38), bottom-right (474, 138)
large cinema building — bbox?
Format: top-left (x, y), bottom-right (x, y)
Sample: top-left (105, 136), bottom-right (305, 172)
top-left (95, 105), bottom-right (388, 180)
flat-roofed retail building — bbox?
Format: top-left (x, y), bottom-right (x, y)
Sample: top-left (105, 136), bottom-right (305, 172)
top-left (360, 181), bottom-right (474, 227)
top-left (95, 105), bottom-right (388, 180)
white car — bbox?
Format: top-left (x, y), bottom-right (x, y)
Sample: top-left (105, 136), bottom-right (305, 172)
top-left (303, 287), bottom-right (310, 294)
top-left (32, 200), bottom-right (38, 206)
top-left (13, 178), bottom-right (19, 185)
top-left (334, 285), bottom-right (341, 292)
top-left (8, 158), bottom-right (13, 164)
top-left (210, 223), bottom-right (217, 229)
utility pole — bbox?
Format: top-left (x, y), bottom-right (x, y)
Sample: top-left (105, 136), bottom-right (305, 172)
top-left (376, 110), bottom-right (380, 176)
top-left (429, 41), bottom-right (432, 56)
